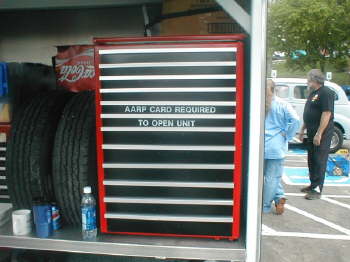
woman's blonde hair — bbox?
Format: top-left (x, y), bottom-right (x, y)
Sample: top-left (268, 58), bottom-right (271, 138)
top-left (266, 79), bottom-right (275, 115)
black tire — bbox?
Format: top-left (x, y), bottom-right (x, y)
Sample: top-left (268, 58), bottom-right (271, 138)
top-left (7, 63), bottom-right (58, 118)
top-left (52, 91), bottom-right (97, 225)
top-left (330, 126), bottom-right (343, 153)
top-left (6, 91), bottom-right (74, 209)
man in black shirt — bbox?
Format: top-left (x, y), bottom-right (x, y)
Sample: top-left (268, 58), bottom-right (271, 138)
top-left (299, 69), bottom-right (334, 200)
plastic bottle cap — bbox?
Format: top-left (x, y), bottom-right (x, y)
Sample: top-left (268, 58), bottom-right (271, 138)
top-left (83, 186), bottom-right (91, 194)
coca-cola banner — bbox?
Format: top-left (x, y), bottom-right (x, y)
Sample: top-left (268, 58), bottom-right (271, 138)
top-left (54, 45), bottom-right (96, 92)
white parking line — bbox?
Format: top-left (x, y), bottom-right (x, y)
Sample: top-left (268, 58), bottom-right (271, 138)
top-left (262, 231), bottom-right (350, 240)
top-left (262, 224), bottom-right (277, 234)
top-left (322, 197), bottom-right (350, 210)
top-left (285, 204), bottom-right (350, 235)
top-left (285, 160), bottom-right (307, 163)
top-left (282, 174), bottom-right (293, 185)
top-left (285, 154), bottom-right (307, 157)
top-left (263, 198), bottom-right (350, 240)
top-left (285, 193), bottom-right (350, 198)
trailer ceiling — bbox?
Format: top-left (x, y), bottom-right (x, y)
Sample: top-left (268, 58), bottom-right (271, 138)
top-left (0, 0), bottom-right (163, 10)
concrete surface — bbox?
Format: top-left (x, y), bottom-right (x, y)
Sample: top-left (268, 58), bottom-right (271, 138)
top-left (261, 141), bottom-right (350, 262)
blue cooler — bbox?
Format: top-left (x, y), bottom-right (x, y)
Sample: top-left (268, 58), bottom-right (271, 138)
top-left (0, 62), bottom-right (8, 98)
top-left (32, 202), bottom-right (53, 238)
top-left (326, 154), bottom-right (350, 177)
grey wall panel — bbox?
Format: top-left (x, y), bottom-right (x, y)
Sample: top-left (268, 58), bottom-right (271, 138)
top-left (0, 7), bottom-right (144, 64)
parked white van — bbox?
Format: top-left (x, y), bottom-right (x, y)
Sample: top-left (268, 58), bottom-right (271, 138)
top-left (273, 78), bottom-right (350, 152)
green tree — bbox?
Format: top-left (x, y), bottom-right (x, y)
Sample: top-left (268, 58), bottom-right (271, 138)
top-left (268, 0), bottom-right (350, 72)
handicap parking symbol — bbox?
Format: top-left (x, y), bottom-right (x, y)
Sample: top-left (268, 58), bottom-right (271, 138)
top-left (283, 167), bottom-right (350, 186)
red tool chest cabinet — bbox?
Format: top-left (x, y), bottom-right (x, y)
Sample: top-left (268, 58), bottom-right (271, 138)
top-left (94, 35), bottom-right (244, 240)
top-left (0, 125), bottom-right (10, 203)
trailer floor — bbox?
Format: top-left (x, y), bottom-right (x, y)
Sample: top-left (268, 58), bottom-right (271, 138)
top-left (0, 220), bottom-right (244, 262)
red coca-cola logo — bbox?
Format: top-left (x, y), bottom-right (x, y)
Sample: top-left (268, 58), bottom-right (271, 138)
top-left (55, 46), bottom-right (96, 92)
top-left (58, 64), bottom-right (95, 83)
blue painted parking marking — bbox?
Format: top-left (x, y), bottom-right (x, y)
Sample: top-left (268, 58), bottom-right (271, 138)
top-left (283, 167), bottom-right (350, 186)
top-left (287, 148), bottom-right (307, 155)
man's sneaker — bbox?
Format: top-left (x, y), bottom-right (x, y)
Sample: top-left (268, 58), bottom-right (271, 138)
top-left (305, 190), bottom-right (321, 200)
top-left (275, 197), bottom-right (286, 215)
top-left (300, 185), bottom-right (312, 193)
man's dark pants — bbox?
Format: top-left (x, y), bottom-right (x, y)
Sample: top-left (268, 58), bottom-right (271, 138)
top-left (306, 130), bottom-right (333, 192)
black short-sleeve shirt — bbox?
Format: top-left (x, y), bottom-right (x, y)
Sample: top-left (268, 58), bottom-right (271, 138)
top-left (303, 86), bottom-right (334, 134)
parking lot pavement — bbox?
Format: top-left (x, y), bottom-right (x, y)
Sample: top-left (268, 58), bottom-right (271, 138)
top-left (261, 143), bottom-right (350, 262)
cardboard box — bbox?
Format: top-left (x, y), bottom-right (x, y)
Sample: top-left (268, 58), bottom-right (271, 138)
top-left (0, 103), bottom-right (10, 123)
top-left (160, 0), bottom-right (244, 35)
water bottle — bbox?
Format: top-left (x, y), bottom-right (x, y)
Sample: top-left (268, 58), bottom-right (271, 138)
top-left (81, 186), bottom-right (97, 240)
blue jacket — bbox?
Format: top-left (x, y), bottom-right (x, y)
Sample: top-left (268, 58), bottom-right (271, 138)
top-left (265, 96), bottom-right (300, 159)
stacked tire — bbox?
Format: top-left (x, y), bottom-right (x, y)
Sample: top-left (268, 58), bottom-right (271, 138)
top-left (6, 91), bottom-right (74, 209)
top-left (52, 91), bottom-right (97, 225)
top-left (6, 90), bottom-right (97, 226)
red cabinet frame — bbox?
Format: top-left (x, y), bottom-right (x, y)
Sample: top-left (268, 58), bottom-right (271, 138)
top-left (94, 35), bottom-right (244, 240)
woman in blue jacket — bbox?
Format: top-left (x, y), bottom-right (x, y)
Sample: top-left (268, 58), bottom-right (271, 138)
top-left (263, 79), bottom-right (300, 214)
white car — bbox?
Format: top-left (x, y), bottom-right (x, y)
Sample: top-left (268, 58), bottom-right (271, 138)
top-left (273, 78), bottom-right (350, 152)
